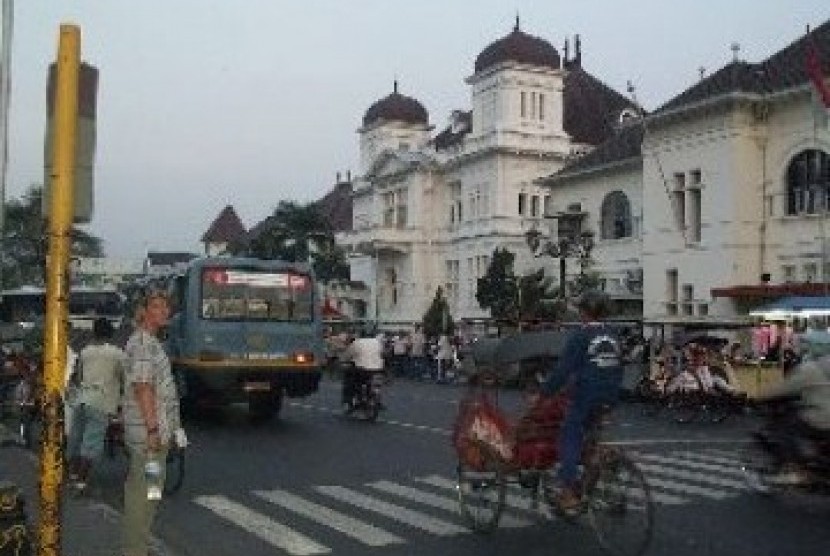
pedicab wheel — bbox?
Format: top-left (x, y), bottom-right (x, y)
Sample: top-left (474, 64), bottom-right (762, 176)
top-left (587, 449), bottom-right (654, 556)
top-left (738, 438), bottom-right (776, 496)
top-left (163, 447), bottom-right (185, 495)
top-left (667, 392), bottom-right (698, 424)
top-left (456, 447), bottom-right (506, 533)
top-left (706, 393), bottom-right (733, 424)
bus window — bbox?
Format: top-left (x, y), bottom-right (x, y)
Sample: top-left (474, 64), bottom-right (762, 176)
top-left (200, 268), bottom-right (313, 322)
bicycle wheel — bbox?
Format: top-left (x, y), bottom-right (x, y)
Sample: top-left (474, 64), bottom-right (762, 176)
top-left (587, 449), bottom-right (654, 556)
top-left (667, 392), bottom-right (699, 424)
top-left (706, 393), bottom-right (734, 424)
top-left (457, 447), bottom-right (506, 533)
top-left (164, 447), bottom-right (185, 495)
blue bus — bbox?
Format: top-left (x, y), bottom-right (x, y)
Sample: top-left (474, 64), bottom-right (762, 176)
top-left (166, 257), bottom-right (324, 418)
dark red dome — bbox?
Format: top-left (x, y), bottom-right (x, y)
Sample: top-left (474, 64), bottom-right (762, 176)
top-left (475, 25), bottom-right (561, 73)
top-left (362, 84), bottom-right (428, 127)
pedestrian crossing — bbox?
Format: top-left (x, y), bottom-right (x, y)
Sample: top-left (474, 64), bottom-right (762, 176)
top-left (193, 447), bottom-right (752, 555)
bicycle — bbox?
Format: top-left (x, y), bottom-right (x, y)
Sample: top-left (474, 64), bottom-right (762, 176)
top-left (103, 412), bottom-right (185, 495)
top-left (453, 372), bottom-right (654, 556)
top-left (0, 353), bottom-right (39, 449)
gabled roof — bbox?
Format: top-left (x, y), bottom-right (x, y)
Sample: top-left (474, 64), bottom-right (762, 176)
top-left (657, 18), bottom-right (830, 114)
top-left (550, 123), bottom-right (644, 181)
top-left (315, 180), bottom-right (353, 233)
top-left (563, 68), bottom-right (638, 146)
top-left (201, 205), bottom-right (247, 244)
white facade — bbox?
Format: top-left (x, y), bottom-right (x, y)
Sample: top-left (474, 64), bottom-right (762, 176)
top-left (338, 30), bottom-right (607, 326)
top-left (337, 22), bottom-right (830, 325)
top-left (642, 90), bottom-right (830, 320)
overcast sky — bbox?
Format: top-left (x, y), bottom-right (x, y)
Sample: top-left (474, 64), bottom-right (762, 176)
top-left (5, 1), bottom-right (829, 259)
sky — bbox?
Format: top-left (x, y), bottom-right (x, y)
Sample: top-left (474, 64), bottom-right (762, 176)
top-left (4, 1), bottom-right (830, 259)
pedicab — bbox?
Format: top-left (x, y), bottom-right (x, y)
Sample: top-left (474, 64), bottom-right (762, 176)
top-left (452, 329), bottom-right (654, 556)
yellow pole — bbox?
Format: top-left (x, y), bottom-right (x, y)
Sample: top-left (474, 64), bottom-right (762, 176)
top-left (38, 24), bottom-right (80, 556)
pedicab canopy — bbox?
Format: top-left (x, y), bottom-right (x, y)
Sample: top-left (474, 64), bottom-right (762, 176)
top-left (470, 330), bottom-right (573, 371)
top-left (749, 296), bottom-right (830, 320)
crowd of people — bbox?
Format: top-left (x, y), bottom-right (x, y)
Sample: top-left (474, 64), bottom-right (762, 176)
top-left (325, 325), bottom-right (465, 384)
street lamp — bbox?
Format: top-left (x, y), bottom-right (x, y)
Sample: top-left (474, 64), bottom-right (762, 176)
top-left (525, 213), bottom-right (595, 301)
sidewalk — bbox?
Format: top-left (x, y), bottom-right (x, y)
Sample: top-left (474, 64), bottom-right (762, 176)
top-left (0, 424), bottom-right (175, 556)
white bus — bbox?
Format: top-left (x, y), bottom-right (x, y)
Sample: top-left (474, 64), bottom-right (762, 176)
top-left (0, 285), bottom-right (126, 332)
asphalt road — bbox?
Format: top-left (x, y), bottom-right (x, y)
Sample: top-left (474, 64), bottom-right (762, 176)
top-left (81, 377), bottom-right (829, 556)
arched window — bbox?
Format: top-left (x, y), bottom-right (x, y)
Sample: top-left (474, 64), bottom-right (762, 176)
top-left (786, 149), bottom-right (830, 215)
top-left (600, 191), bottom-right (632, 240)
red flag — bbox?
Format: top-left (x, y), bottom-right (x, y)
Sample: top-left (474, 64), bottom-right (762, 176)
top-left (806, 38), bottom-right (830, 108)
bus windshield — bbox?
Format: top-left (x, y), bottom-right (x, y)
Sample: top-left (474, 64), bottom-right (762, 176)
top-left (0, 287), bottom-right (125, 330)
top-left (200, 267), bottom-right (313, 322)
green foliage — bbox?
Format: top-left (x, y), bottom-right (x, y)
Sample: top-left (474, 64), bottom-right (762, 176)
top-left (517, 268), bottom-right (561, 321)
top-left (0, 185), bottom-right (104, 288)
top-left (422, 287), bottom-right (454, 337)
top-left (475, 247), bottom-right (518, 321)
top-left (236, 200), bottom-right (349, 284)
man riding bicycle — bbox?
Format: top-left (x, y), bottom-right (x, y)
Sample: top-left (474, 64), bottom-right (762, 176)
top-left (539, 291), bottom-right (624, 512)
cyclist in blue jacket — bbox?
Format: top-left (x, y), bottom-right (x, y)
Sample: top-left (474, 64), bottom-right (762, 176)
top-left (540, 291), bottom-right (624, 511)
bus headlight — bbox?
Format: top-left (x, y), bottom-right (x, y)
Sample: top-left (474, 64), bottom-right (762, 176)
top-left (292, 352), bottom-right (314, 364)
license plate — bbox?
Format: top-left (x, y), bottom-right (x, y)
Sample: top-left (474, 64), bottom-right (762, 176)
top-left (243, 381), bottom-right (271, 392)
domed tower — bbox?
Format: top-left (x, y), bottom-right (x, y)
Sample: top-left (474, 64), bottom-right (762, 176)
top-left (358, 81), bottom-right (431, 172)
top-left (467, 18), bottom-right (568, 149)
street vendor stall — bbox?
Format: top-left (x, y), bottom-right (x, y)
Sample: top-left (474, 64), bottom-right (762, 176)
top-left (642, 317), bottom-right (783, 398)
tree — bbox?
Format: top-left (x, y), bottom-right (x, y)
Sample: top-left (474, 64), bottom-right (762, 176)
top-left (422, 287), bottom-right (454, 337)
top-left (236, 200), bottom-right (349, 285)
top-left (0, 185), bottom-right (103, 288)
top-left (517, 268), bottom-right (561, 321)
top-left (475, 247), bottom-right (519, 321)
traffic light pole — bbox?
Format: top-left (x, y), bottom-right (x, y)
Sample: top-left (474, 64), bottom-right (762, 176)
top-left (38, 24), bottom-right (80, 556)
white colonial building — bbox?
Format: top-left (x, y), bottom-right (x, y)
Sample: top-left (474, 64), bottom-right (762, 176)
top-left (338, 22), bottom-right (638, 325)
top-left (537, 20), bottom-right (830, 323)
top-left (336, 18), bottom-right (830, 326)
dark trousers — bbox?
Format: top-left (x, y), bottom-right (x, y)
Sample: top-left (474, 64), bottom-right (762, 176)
top-left (342, 366), bottom-right (374, 404)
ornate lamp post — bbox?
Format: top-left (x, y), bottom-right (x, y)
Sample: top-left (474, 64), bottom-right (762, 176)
top-left (525, 211), bottom-right (595, 301)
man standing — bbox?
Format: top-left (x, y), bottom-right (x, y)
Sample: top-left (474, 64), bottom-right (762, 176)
top-left (122, 290), bottom-right (186, 556)
top-left (408, 325), bottom-right (426, 379)
top-left (67, 317), bottom-right (126, 492)
top-left (540, 291), bottom-right (624, 511)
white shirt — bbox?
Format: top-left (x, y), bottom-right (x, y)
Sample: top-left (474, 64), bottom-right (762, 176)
top-left (343, 337), bottom-right (384, 371)
top-left (77, 342), bottom-right (126, 414)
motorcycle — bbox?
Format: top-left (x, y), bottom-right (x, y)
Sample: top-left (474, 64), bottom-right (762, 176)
top-left (342, 364), bottom-right (384, 422)
top-left (742, 397), bottom-right (830, 495)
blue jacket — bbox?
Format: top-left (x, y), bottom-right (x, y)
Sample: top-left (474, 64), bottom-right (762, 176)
top-left (541, 323), bottom-right (624, 405)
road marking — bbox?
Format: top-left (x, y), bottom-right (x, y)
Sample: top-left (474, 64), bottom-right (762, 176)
top-left (631, 454), bottom-right (748, 489)
top-left (640, 475), bottom-right (731, 499)
top-left (288, 400), bottom-right (753, 447)
top-left (367, 480), bottom-right (532, 528)
top-left (254, 489), bottom-right (403, 547)
top-left (314, 485), bottom-right (466, 536)
top-left (415, 475), bottom-right (539, 513)
top-left (288, 401), bottom-right (452, 436)
top-left (667, 450), bottom-right (747, 470)
top-left (195, 495), bottom-right (330, 555)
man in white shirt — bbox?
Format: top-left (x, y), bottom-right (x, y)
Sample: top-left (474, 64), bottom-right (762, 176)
top-left (340, 333), bottom-right (384, 411)
top-left (66, 318), bottom-right (127, 491)
top-left (408, 325), bottom-right (426, 378)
